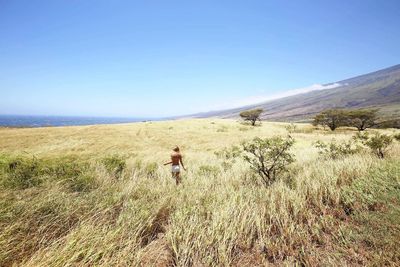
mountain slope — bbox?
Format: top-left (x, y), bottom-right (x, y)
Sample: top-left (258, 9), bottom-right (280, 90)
top-left (193, 64), bottom-right (400, 121)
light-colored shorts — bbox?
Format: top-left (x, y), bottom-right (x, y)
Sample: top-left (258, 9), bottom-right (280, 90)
top-left (171, 165), bottom-right (180, 173)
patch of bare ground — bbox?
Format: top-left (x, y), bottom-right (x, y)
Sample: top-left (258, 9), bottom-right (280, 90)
top-left (231, 248), bottom-right (266, 266)
top-left (139, 234), bottom-right (174, 267)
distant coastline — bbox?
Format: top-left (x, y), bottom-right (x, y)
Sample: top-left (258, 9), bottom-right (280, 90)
top-left (0, 115), bottom-right (160, 128)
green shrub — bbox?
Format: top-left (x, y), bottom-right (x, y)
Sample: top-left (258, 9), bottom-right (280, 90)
top-left (47, 158), bottom-right (89, 179)
top-left (242, 136), bottom-right (295, 187)
top-left (1, 156), bottom-right (42, 189)
top-left (355, 132), bottom-right (393, 159)
top-left (394, 133), bottom-right (400, 142)
top-left (0, 154), bottom-right (95, 190)
top-left (101, 155), bottom-right (126, 178)
top-left (314, 139), bottom-right (361, 159)
top-left (215, 145), bottom-right (241, 170)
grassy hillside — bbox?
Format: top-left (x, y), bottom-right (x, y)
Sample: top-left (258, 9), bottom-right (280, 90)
top-left (193, 64), bottom-right (400, 121)
top-left (1, 119), bottom-right (400, 266)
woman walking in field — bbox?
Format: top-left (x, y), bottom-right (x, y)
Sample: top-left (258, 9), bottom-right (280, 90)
top-left (164, 146), bottom-right (186, 185)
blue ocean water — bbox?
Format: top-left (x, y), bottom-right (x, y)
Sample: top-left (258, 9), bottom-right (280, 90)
top-left (0, 115), bottom-right (154, 127)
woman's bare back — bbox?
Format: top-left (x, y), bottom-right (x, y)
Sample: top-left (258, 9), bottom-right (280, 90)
top-left (171, 152), bottom-right (181, 165)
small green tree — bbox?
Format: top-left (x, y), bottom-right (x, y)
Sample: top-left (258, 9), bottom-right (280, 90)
top-left (347, 109), bottom-right (379, 131)
top-left (240, 108), bottom-right (264, 126)
top-left (312, 109), bottom-right (347, 131)
top-left (242, 136), bottom-right (295, 187)
top-left (355, 132), bottom-right (393, 158)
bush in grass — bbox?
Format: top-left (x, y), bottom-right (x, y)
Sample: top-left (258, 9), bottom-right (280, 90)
top-left (355, 132), bottom-right (393, 159)
top-left (215, 145), bottom-right (241, 170)
top-left (1, 156), bottom-right (42, 189)
top-left (314, 139), bottom-right (362, 159)
top-left (0, 154), bottom-right (97, 191)
top-left (242, 136), bottom-right (295, 187)
top-left (101, 155), bottom-right (126, 178)
top-left (394, 133), bottom-right (400, 142)
top-left (47, 158), bottom-right (89, 179)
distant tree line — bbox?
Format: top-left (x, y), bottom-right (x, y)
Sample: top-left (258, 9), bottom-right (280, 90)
top-left (313, 108), bottom-right (399, 131)
top-left (239, 107), bottom-right (398, 130)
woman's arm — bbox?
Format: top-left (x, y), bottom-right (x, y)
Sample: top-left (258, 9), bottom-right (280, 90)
top-left (163, 161), bottom-right (172, 165)
top-left (179, 157), bottom-right (186, 170)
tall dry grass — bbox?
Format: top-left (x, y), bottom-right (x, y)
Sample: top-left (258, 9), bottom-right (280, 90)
top-left (0, 119), bottom-right (399, 266)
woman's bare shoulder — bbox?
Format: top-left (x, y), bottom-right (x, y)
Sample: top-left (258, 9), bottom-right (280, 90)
top-left (171, 152), bottom-right (182, 158)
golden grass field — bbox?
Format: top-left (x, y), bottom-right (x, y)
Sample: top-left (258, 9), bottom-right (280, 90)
top-left (0, 119), bottom-right (399, 266)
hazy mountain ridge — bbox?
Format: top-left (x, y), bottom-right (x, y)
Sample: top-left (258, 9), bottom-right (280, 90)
top-left (192, 64), bottom-right (400, 121)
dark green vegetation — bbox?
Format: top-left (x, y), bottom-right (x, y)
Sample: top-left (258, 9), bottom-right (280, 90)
top-left (191, 64), bottom-right (400, 121)
top-left (241, 136), bottom-right (295, 186)
top-left (347, 108), bottom-right (379, 131)
top-left (0, 155), bottom-right (127, 192)
top-left (101, 155), bottom-right (127, 178)
top-left (314, 139), bottom-right (361, 159)
top-left (315, 131), bottom-right (397, 159)
top-left (1, 151), bottom-right (399, 266)
top-left (355, 132), bottom-right (394, 159)
top-left (1, 119), bottom-right (400, 266)
top-left (313, 108), bottom-right (374, 131)
top-left (0, 155), bottom-right (92, 191)
top-left (375, 118), bottom-right (400, 129)
top-left (239, 108), bottom-right (264, 126)
top-left (313, 108), bottom-right (398, 131)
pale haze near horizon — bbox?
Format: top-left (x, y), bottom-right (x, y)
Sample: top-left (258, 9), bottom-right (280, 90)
top-left (1, 0), bottom-right (400, 118)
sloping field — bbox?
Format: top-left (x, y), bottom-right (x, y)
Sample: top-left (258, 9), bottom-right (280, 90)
top-left (0, 119), bottom-right (399, 266)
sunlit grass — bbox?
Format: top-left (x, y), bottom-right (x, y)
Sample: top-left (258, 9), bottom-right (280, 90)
top-left (0, 119), bottom-right (399, 266)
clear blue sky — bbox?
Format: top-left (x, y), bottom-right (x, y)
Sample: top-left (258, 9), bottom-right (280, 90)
top-left (1, 0), bottom-right (399, 117)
